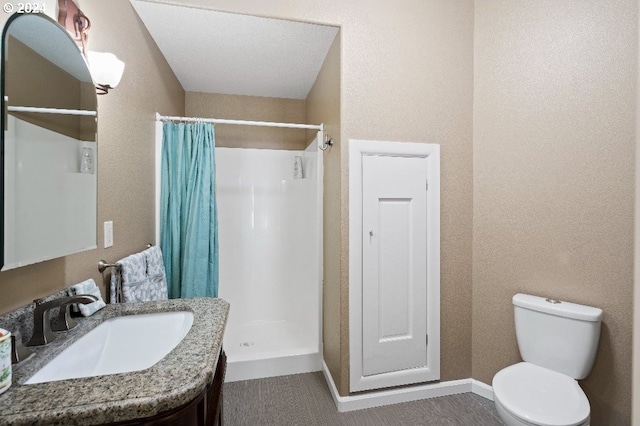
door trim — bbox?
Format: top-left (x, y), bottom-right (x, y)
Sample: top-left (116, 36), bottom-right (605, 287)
top-left (348, 139), bottom-right (440, 392)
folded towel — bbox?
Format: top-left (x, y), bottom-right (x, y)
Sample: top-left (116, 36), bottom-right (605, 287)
top-left (109, 265), bottom-right (122, 304)
top-left (110, 248), bottom-right (169, 303)
top-left (142, 246), bottom-right (168, 301)
top-left (68, 278), bottom-right (106, 317)
top-left (110, 252), bottom-right (147, 303)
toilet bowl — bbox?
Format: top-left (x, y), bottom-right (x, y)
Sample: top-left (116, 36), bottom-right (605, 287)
top-left (492, 362), bottom-right (590, 426)
top-left (492, 294), bottom-right (602, 426)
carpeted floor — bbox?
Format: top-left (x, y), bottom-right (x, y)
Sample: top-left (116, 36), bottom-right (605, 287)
top-left (224, 372), bottom-right (503, 425)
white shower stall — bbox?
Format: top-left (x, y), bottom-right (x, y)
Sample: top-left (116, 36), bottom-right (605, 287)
top-left (155, 120), bottom-right (323, 382)
top-left (217, 141), bottom-right (322, 381)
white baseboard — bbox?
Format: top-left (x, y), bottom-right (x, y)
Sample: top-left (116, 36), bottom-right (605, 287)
top-left (471, 379), bottom-right (494, 401)
top-left (321, 361), bottom-right (493, 412)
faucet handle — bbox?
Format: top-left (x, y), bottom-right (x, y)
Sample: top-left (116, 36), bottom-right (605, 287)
top-left (50, 294), bottom-right (98, 332)
top-left (10, 331), bottom-right (33, 364)
top-left (51, 294), bottom-right (98, 332)
top-left (51, 304), bottom-right (78, 332)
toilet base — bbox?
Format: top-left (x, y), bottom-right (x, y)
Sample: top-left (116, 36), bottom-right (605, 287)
top-left (494, 394), bottom-right (590, 426)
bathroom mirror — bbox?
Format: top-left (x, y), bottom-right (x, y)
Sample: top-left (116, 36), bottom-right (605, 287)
top-left (1, 13), bottom-right (98, 270)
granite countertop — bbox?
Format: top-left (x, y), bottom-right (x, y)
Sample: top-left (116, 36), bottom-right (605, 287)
top-left (0, 297), bottom-right (229, 426)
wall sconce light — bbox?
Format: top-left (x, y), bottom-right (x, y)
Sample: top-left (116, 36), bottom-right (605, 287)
top-left (86, 51), bottom-right (125, 95)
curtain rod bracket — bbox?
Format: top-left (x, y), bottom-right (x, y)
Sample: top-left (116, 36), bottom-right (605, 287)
top-left (320, 134), bottom-right (333, 151)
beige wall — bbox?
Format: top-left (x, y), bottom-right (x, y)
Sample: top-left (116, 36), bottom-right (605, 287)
top-left (634, 2), bottom-right (640, 422)
top-left (305, 33), bottom-right (343, 392)
top-left (635, 90), bottom-right (640, 425)
top-left (166, 0), bottom-right (475, 395)
top-left (635, 0), bottom-right (640, 422)
top-left (0, 0), bottom-right (185, 314)
top-left (473, 1), bottom-right (636, 424)
top-left (185, 92), bottom-right (307, 150)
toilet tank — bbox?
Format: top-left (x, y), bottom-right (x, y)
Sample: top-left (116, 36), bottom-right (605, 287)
top-left (513, 293), bottom-right (603, 380)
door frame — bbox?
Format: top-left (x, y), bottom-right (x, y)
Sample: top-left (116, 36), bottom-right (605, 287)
top-left (348, 139), bottom-right (440, 392)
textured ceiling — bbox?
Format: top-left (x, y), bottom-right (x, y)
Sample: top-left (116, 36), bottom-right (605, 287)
top-left (130, 1), bottom-right (339, 100)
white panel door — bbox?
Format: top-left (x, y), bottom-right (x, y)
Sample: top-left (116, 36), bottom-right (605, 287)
top-left (362, 154), bottom-right (428, 376)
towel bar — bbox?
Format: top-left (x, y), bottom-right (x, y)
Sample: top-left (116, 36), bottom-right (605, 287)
top-left (97, 260), bottom-right (118, 273)
top-left (97, 244), bottom-right (153, 273)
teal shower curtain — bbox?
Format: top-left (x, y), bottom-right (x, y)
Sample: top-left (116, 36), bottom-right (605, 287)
top-left (160, 121), bottom-right (219, 298)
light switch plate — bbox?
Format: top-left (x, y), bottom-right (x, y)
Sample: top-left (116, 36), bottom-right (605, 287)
top-left (104, 221), bottom-right (113, 248)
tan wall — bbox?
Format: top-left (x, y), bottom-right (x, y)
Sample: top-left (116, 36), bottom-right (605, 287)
top-left (162, 0), bottom-right (475, 395)
top-left (0, 0), bottom-right (185, 314)
top-left (635, 92), bottom-right (640, 425)
top-left (473, 1), bottom-right (636, 424)
top-left (635, 1), bottom-right (640, 422)
top-left (185, 92), bottom-right (306, 150)
top-left (305, 33), bottom-right (343, 392)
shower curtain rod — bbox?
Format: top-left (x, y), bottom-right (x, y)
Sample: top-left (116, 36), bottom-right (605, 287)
top-left (156, 113), bottom-right (323, 131)
top-left (8, 105), bottom-right (97, 116)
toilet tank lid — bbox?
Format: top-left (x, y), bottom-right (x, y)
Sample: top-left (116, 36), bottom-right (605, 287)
top-left (512, 294), bottom-right (603, 322)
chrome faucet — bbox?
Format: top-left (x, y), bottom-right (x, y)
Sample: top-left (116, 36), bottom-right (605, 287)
top-left (26, 295), bottom-right (98, 346)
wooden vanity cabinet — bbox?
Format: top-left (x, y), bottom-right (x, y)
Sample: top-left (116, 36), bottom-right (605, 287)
top-left (110, 350), bottom-right (226, 426)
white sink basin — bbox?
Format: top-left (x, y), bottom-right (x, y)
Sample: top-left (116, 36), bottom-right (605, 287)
top-left (25, 311), bottom-right (194, 385)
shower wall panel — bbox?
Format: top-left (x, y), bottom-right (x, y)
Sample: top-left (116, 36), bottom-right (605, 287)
top-left (216, 147), bottom-right (320, 363)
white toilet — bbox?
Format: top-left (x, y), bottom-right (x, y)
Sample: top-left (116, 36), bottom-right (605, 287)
top-left (492, 293), bottom-right (603, 426)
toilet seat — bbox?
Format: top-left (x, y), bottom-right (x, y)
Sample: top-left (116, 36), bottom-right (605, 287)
top-left (492, 362), bottom-right (590, 426)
